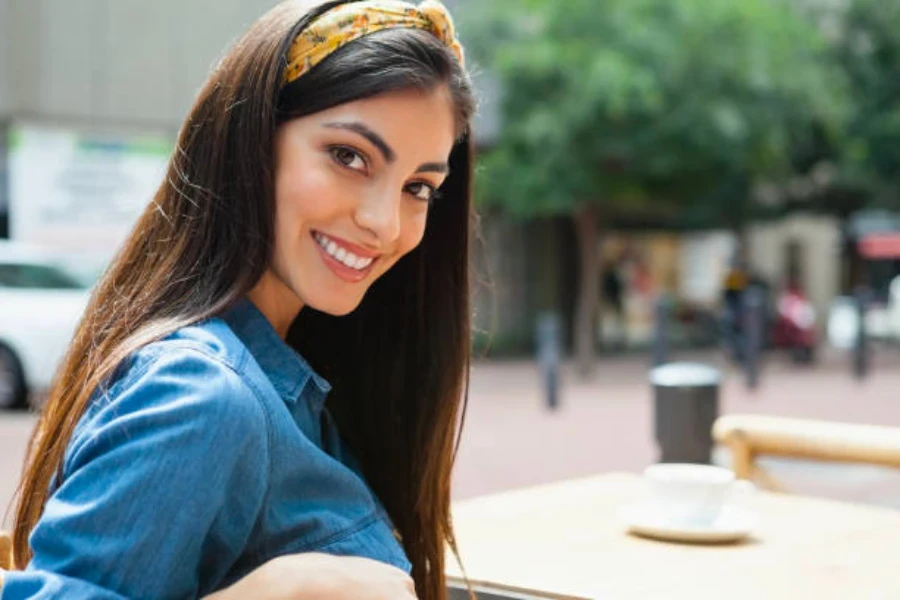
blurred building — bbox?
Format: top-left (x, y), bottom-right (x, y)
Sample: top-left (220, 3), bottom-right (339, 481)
top-left (0, 0), bottom-right (285, 256)
top-left (748, 215), bottom-right (842, 325)
top-left (0, 0), bottom-right (497, 259)
top-left (0, 0), bottom-right (512, 351)
top-left (6, 1), bottom-right (851, 356)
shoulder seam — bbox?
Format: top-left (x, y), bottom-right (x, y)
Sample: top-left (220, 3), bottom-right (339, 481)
top-left (65, 343), bottom-right (273, 481)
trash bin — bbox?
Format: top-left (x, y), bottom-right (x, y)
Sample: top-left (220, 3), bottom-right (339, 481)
top-left (650, 362), bottom-right (721, 464)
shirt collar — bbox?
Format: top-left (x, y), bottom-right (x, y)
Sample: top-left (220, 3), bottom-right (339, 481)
top-left (221, 297), bottom-right (331, 408)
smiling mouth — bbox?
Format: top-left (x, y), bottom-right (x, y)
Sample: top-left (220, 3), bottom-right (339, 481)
top-left (312, 231), bottom-right (379, 282)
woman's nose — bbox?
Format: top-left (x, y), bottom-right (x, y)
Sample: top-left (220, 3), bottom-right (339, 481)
top-left (353, 188), bottom-right (402, 244)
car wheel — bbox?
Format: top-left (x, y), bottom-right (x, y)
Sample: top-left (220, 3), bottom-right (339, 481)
top-left (0, 344), bottom-right (28, 410)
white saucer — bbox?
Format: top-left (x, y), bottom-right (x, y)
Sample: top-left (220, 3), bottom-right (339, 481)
top-left (618, 503), bottom-right (758, 544)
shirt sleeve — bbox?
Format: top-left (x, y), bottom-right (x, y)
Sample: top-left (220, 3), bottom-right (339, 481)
top-left (0, 346), bottom-right (270, 600)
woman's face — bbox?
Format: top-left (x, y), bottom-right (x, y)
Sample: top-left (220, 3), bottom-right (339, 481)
top-left (251, 85), bottom-right (457, 332)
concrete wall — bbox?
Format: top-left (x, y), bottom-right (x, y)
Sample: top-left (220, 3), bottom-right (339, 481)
top-left (0, 0), bottom-right (11, 116)
top-left (0, 0), bottom-right (275, 129)
top-left (0, 0), bottom-right (497, 137)
top-left (748, 215), bottom-right (843, 329)
top-left (0, 0), bottom-right (9, 217)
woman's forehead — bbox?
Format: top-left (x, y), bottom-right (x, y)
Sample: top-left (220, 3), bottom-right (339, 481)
top-left (304, 86), bottom-right (457, 149)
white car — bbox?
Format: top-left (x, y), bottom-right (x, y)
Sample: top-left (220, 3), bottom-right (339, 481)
top-left (0, 242), bottom-right (93, 409)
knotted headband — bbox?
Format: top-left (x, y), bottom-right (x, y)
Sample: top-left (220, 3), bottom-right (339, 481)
top-left (283, 0), bottom-right (465, 86)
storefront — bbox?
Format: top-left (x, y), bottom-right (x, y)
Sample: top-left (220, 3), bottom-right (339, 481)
top-left (844, 210), bottom-right (900, 302)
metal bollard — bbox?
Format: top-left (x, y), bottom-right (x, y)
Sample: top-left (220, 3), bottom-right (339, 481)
top-left (652, 294), bottom-right (671, 367)
top-left (650, 363), bottom-right (721, 464)
top-left (854, 286), bottom-right (870, 380)
top-left (743, 286), bottom-right (764, 390)
top-left (536, 312), bottom-right (562, 410)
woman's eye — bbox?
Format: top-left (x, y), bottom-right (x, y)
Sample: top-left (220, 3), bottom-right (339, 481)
top-left (406, 181), bottom-right (438, 203)
top-left (329, 146), bottom-right (367, 172)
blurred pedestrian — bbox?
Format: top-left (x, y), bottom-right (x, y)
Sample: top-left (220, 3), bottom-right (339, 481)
top-left (602, 257), bottom-right (626, 350)
top-left (2, 1), bottom-right (473, 599)
top-left (721, 254), bottom-right (749, 361)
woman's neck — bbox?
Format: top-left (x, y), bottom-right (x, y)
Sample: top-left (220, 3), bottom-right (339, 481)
top-left (247, 270), bottom-right (303, 339)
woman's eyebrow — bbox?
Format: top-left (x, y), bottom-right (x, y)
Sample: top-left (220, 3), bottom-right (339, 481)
top-left (323, 121), bottom-right (449, 175)
top-left (323, 121), bottom-right (395, 162)
top-left (416, 162), bottom-right (449, 174)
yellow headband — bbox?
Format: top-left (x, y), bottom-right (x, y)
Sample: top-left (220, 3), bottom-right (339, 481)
top-left (283, 0), bottom-right (465, 86)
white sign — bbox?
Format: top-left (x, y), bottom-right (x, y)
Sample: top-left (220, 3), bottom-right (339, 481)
top-left (8, 123), bottom-right (172, 259)
top-left (678, 231), bottom-right (737, 305)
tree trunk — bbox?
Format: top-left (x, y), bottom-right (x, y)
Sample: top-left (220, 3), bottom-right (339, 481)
top-left (573, 204), bottom-right (600, 377)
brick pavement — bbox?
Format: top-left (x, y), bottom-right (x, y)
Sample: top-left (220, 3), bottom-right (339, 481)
top-left (1, 414), bottom-right (32, 529)
top-left (3, 348), bottom-right (900, 530)
top-left (453, 348), bottom-right (900, 508)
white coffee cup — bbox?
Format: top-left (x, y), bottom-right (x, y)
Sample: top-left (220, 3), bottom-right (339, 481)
top-left (642, 463), bottom-right (754, 527)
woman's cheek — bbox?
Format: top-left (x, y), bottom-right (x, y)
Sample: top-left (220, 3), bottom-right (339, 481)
top-left (403, 211), bottom-right (429, 252)
top-left (285, 166), bottom-right (346, 222)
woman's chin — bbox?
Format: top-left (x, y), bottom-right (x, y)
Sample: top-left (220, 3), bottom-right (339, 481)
top-left (307, 295), bottom-right (364, 317)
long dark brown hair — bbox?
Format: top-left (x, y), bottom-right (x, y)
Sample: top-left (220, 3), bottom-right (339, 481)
top-left (11, 2), bottom-right (476, 598)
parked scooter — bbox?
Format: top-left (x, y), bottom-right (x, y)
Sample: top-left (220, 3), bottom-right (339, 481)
top-left (771, 284), bottom-right (817, 364)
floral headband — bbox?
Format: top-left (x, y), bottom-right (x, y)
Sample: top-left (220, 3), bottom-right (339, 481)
top-left (283, 0), bottom-right (465, 86)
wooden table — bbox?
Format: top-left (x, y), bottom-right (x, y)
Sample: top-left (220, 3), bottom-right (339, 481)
top-left (447, 472), bottom-right (900, 600)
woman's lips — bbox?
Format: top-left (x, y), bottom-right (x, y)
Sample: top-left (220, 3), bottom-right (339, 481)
top-left (312, 231), bottom-right (379, 283)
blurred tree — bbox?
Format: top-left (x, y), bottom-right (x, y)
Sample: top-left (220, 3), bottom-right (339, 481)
top-left (828, 0), bottom-right (900, 211)
top-left (768, 0), bottom-right (900, 219)
top-left (462, 0), bottom-right (847, 374)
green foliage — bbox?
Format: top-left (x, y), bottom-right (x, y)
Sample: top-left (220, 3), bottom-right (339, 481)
top-left (462, 0), bottom-right (848, 220)
top-left (831, 0), bottom-right (900, 207)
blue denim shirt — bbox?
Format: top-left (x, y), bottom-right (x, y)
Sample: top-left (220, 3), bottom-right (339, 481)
top-left (1, 298), bottom-right (410, 599)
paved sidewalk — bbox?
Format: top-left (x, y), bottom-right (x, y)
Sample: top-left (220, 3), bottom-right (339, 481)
top-left (453, 349), bottom-right (900, 508)
top-left (0, 413), bottom-right (32, 529)
top-left (3, 348), bottom-right (900, 530)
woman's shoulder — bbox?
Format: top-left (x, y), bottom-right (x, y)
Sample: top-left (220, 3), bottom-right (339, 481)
top-left (83, 318), bottom-right (267, 436)
top-left (125, 316), bottom-right (252, 380)
top-left (62, 322), bottom-right (273, 484)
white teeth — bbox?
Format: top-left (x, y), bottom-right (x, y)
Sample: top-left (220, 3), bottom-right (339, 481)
top-left (314, 232), bottom-right (375, 271)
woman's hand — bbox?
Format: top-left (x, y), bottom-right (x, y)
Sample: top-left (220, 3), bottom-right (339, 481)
top-left (205, 553), bottom-right (418, 600)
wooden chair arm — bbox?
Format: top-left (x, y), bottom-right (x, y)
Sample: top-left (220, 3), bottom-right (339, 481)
top-left (713, 414), bottom-right (900, 479)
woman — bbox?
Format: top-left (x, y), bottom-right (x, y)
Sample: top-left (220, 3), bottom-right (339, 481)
top-left (2, 0), bottom-right (475, 598)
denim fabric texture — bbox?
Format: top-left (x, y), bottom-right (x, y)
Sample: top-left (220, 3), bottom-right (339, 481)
top-left (1, 298), bottom-right (409, 599)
